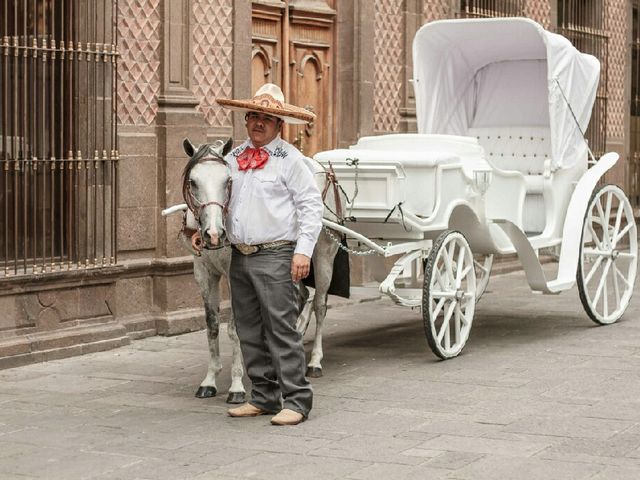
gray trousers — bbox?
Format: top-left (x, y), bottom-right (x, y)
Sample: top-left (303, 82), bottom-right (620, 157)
top-left (230, 246), bottom-right (312, 417)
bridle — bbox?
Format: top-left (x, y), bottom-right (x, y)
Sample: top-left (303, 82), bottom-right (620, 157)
top-left (182, 152), bottom-right (232, 253)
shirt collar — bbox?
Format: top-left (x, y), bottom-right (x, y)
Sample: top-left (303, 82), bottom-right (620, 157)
top-left (247, 136), bottom-right (282, 155)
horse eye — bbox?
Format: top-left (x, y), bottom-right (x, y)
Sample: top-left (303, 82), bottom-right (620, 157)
top-left (189, 179), bottom-right (197, 189)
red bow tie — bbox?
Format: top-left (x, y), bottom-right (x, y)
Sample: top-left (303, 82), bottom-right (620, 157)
top-left (237, 147), bottom-right (269, 171)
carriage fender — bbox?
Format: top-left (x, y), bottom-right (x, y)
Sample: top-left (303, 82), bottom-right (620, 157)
top-left (553, 152), bottom-right (619, 289)
top-left (494, 152), bottom-right (618, 294)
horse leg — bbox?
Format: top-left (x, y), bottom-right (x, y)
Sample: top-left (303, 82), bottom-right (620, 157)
top-left (225, 302), bottom-right (246, 404)
top-left (194, 258), bottom-right (222, 398)
top-left (295, 281), bottom-right (313, 335)
top-left (217, 248), bottom-right (247, 405)
top-left (306, 230), bottom-right (340, 378)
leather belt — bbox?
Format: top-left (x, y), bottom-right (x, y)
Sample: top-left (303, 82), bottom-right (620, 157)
top-left (232, 240), bottom-right (294, 256)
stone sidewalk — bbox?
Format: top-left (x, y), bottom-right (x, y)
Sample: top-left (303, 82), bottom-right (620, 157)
top-left (1, 268), bottom-right (640, 479)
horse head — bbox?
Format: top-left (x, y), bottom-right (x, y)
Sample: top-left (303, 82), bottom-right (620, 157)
top-left (182, 137), bottom-right (233, 250)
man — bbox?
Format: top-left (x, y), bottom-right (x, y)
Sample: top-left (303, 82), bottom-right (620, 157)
top-left (216, 84), bottom-right (323, 426)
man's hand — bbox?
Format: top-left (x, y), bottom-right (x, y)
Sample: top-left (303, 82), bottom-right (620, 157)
top-left (291, 253), bottom-right (311, 282)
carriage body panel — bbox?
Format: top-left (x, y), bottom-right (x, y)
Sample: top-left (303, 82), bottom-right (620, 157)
top-left (314, 17), bottom-right (615, 289)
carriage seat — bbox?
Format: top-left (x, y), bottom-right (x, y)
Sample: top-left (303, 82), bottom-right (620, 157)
top-left (467, 126), bottom-right (551, 193)
top-left (467, 126), bottom-right (552, 233)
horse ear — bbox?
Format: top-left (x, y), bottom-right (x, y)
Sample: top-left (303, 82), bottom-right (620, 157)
top-left (183, 138), bottom-right (196, 158)
top-left (222, 137), bottom-right (233, 157)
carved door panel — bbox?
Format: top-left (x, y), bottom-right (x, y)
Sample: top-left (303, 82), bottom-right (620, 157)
top-left (251, 3), bottom-right (283, 94)
top-left (251, 1), bottom-right (335, 156)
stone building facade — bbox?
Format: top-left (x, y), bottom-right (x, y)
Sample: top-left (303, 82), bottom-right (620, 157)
top-left (0, 0), bottom-right (636, 367)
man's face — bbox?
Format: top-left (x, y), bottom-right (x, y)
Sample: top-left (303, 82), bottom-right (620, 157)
top-left (246, 112), bottom-right (282, 148)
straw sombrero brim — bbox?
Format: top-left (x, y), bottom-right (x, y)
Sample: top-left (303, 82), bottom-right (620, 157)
top-left (216, 94), bottom-right (315, 125)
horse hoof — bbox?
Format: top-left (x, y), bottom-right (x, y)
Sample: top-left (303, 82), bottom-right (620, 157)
top-left (195, 386), bottom-right (217, 398)
top-left (306, 367), bottom-right (323, 378)
top-left (226, 391), bottom-right (246, 404)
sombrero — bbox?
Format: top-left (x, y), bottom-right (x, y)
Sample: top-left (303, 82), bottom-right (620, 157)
top-left (216, 83), bottom-right (315, 125)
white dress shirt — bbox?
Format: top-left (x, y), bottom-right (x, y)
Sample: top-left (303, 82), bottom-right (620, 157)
top-left (225, 136), bottom-right (324, 258)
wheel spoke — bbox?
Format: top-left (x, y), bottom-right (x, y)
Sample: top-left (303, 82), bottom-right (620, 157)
top-left (611, 202), bottom-right (624, 246)
top-left (432, 297), bottom-right (447, 318)
top-left (456, 303), bottom-right (470, 326)
top-left (455, 243), bottom-right (465, 285)
top-left (587, 221), bottom-right (603, 249)
top-left (603, 278), bottom-right (608, 317)
top-left (454, 304), bottom-right (461, 344)
top-left (583, 248), bottom-right (609, 257)
top-left (434, 264), bottom-right (448, 290)
top-left (584, 255), bottom-right (605, 286)
top-left (437, 302), bottom-right (455, 343)
top-left (612, 262), bottom-right (621, 311)
top-left (443, 245), bottom-right (456, 286)
top-left (614, 263), bottom-right (631, 289)
top-left (614, 223), bottom-right (633, 246)
top-left (605, 192), bottom-right (614, 242)
top-left (459, 265), bottom-right (473, 283)
top-left (431, 291), bottom-right (455, 298)
top-left (592, 258), bottom-right (612, 309)
top-left (444, 323), bottom-right (451, 350)
top-left (617, 252), bottom-right (637, 260)
top-left (595, 198), bottom-right (610, 245)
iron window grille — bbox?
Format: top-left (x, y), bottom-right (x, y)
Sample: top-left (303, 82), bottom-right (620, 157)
top-left (556, 0), bottom-right (608, 161)
top-left (458, 0), bottom-right (526, 18)
top-left (0, 0), bottom-right (119, 277)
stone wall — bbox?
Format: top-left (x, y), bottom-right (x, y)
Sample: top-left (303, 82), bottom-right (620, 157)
top-left (2, 0), bottom-right (636, 369)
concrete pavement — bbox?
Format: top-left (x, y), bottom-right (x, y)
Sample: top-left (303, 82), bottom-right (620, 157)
top-left (1, 267), bottom-right (640, 479)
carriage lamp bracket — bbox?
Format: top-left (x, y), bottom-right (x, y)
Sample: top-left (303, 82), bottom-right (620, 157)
top-left (472, 169), bottom-right (492, 223)
top-left (472, 169), bottom-right (492, 196)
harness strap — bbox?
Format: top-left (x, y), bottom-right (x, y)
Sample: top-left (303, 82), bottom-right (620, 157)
top-left (321, 161), bottom-right (344, 223)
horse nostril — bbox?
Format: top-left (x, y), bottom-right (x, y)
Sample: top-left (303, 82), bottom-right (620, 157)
top-left (191, 231), bottom-right (203, 251)
top-left (208, 229), bottom-right (220, 247)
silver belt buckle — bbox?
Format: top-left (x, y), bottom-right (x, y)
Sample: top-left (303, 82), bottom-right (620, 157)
top-left (235, 243), bottom-right (259, 255)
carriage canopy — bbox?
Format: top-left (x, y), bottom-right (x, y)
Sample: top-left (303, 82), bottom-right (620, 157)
top-left (413, 18), bottom-right (600, 169)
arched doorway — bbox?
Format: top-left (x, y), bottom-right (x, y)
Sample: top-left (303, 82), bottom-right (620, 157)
top-left (251, 0), bottom-right (336, 156)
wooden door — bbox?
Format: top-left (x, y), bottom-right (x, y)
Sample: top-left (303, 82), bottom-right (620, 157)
top-left (251, 0), bottom-right (336, 156)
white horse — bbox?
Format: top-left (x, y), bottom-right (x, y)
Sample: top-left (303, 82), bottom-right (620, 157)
top-left (165, 138), bottom-right (343, 403)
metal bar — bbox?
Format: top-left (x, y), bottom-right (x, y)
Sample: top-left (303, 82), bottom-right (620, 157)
top-left (85, 0), bottom-right (90, 267)
top-left (113, 0), bottom-right (118, 265)
top-left (102, 152), bottom-right (106, 265)
top-left (21, 0), bottom-right (28, 274)
top-left (3, 161), bottom-right (7, 276)
top-left (102, 0), bottom-right (107, 157)
top-left (1, 0), bottom-right (5, 274)
top-left (14, 160), bottom-right (18, 274)
top-left (47, 0), bottom-right (55, 271)
top-left (93, 153), bottom-right (98, 266)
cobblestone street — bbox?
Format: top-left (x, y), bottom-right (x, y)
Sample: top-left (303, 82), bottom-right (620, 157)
top-left (2, 267), bottom-right (640, 479)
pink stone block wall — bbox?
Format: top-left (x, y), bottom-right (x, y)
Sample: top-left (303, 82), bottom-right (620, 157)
top-left (374, 0), bottom-right (404, 133)
top-left (117, 0), bottom-right (161, 126)
top-left (192, 0), bottom-right (234, 128)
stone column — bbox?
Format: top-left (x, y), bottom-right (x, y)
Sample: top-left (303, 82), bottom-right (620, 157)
top-left (232, 0), bottom-right (253, 145)
top-left (398, 0), bottom-right (422, 133)
top-left (154, 0), bottom-right (207, 334)
top-left (336, 0), bottom-right (375, 148)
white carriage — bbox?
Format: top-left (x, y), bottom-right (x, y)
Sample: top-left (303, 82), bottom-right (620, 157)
top-left (315, 18), bottom-right (638, 359)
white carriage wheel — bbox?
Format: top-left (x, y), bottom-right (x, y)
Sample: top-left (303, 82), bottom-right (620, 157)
top-left (577, 185), bottom-right (638, 325)
top-left (474, 254), bottom-right (493, 302)
top-left (423, 230), bottom-right (476, 359)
